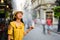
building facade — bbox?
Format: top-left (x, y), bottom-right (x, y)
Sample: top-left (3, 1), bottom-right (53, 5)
top-left (11, 0), bottom-right (25, 11)
top-left (31, 0), bottom-right (58, 24)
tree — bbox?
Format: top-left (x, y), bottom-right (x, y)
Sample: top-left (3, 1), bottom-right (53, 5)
top-left (54, 6), bottom-right (60, 19)
top-left (54, 6), bottom-right (60, 32)
top-left (55, 0), bottom-right (60, 32)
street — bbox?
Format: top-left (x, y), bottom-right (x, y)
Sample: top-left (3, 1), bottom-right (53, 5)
top-left (0, 0), bottom-right (60, 40)
top-left (24, 24), bottom-right (60, 40)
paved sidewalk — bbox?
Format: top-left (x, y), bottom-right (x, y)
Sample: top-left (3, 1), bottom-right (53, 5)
top-left (23, 24), bottom-right (60, 40)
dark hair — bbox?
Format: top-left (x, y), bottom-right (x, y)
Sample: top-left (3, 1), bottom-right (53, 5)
top-left (13, 11), bottom-right (24, 23)
top-left (13, 18), bottom-right (24, 23)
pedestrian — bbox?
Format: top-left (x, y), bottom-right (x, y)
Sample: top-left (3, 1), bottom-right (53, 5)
top-left (46, 17), bottom-right (52, 34)
top-left (41, 18), bottom-right (46, 34)
top-left (8, 11), bottom-right (33, 40)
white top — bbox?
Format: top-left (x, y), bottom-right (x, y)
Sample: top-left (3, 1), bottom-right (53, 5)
top-left (41, 19), bottom-right (46, 24)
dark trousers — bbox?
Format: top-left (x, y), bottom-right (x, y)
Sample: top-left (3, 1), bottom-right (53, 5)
top-left (42, 24), bottom-right (45, 34)
top-left (58, 24), bottom-right (60, 32)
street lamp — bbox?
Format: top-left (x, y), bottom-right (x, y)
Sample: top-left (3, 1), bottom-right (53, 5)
top-left (6, 5), bottom-right (9, 8)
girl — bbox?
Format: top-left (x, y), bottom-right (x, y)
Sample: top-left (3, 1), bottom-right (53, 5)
top-left (8, 11), bottom-right (33, 40)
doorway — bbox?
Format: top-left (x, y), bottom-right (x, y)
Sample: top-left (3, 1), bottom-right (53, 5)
top-left (46, 11), bottom-right (53, 23)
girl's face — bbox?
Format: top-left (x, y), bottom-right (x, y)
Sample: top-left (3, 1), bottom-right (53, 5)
top-left (16, 13), bottom-right (23, 19)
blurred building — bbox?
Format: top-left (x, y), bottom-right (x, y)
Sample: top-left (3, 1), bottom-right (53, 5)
top-left (23, 0), bottom-right (33, 19)
top-left (24, 0), bottom-right (36, 20)
top-left (11, 0), bottom-right (25, 12)
top-left (0, 0), bottom-right (12, 40)
top-left (0, 0), bottom-right (13, 25)
top-left (0, 0), bottom-right (6, 24)
top-left (24, 0), bottom-right (32, 12)
top-left (31, 0), bottom-right (58, 24)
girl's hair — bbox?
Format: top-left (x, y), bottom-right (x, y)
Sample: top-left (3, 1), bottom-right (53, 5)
top-left (13, 11), bottom-right (24, 23)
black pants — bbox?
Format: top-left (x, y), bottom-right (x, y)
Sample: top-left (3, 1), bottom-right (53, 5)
top-left (42, 24), bottom-right (45, 34)
top-left (58, 24), bottom-right (60, 32)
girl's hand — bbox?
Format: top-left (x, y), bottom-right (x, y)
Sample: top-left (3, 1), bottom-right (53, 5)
top-left (24, 32), bottom-right (27, 36)
top-left (24, 26), bottom-right (34, 36)
top-left (29, 26), bottom-right (34, 30)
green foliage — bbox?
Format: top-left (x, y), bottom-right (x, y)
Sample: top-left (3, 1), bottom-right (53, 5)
top-left (0, 10), bottom-right (4, 13)
top-left (54, 6), bottom-right (60, 18)
top-left (5, 11), bottom-right (9, 18)
top-left (0, 10), bottom-right (9, 18)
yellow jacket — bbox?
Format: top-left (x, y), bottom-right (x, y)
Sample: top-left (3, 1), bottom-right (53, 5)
top-left (8, 21), bottom-right (24, 40)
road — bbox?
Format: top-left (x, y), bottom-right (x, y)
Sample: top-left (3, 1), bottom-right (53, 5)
top-left (24, 24), bottom-right (60, 40)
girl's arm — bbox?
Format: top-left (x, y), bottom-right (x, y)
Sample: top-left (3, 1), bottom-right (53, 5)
top-left (8, 34), bottom-right (10, 40)
top-left (8, 25), bottom-right (13, 40)
top-left (24, 26), bottom-right (34, 36)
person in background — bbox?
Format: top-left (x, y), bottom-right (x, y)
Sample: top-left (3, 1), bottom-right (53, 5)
top-left (46, 17), bottom-right (52, 34)
top-left (41, 18), bottom-right (46, 34)
top-left (8, 11), bottom-right (33, 40)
